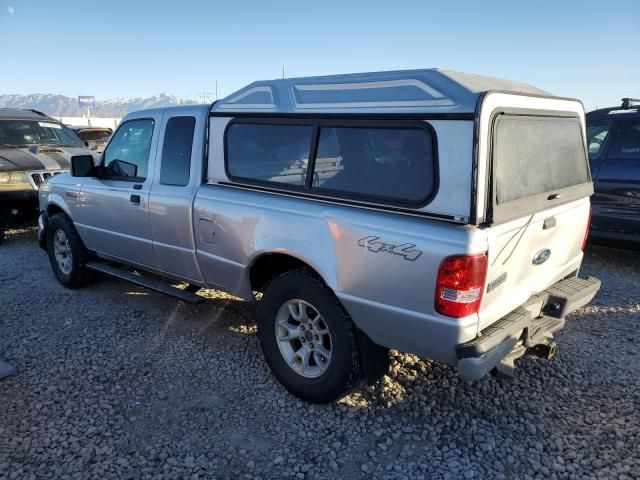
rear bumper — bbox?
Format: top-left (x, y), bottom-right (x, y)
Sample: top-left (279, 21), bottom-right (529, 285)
top-left (457, 275), bottom-right (601, 381)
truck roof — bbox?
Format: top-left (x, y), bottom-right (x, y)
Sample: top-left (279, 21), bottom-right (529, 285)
top-left (210, 68), bottom-right (550, 115)
top-left (587, 98), bottom-right (640, 120)
top-left (0, 108), bottom-right (54, 120)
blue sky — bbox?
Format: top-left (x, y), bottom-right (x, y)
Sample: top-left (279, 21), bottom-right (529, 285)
top-left (1, 0), bottom-right (638, 110)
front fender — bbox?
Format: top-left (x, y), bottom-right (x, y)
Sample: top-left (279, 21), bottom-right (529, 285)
top-left (42, 191), bottom-right (73, 218)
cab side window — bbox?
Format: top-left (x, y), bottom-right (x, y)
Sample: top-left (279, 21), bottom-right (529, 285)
top-left (103, 119), bottom-right (155, 180)
top-left (608, 120), bottom-right (640, 160)
top-left (160, 116), bottom-right (196, 186)
top-left (586, 122), bottom-right (611, 160)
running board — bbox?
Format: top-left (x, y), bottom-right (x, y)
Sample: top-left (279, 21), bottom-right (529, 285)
top-left (86, 262), bottom-right (205, 304)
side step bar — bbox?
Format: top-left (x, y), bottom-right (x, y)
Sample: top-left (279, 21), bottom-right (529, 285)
top-left (86, 262), bottom-right (205, 304)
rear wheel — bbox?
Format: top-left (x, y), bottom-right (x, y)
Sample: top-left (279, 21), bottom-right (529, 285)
top-left (46, 214), bottom-right (93, 288)
top-left (257, 269), bottom-right (362, 403)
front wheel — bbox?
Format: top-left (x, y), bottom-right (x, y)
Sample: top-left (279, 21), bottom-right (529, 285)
top-left (46, 214), bottom-right (94, 288)
top-left (257, 270), bottom-right (362, 403)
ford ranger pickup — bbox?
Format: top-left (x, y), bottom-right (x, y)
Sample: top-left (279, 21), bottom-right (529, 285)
top-left (38, 69), bottom-right (601, 403)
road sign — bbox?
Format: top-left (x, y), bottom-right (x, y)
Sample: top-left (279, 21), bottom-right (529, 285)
top-left (78, 96), bottom-right (96, 108)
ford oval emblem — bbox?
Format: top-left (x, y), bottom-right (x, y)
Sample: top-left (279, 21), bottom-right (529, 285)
top-left (532, 248), bottom-right (551, 265)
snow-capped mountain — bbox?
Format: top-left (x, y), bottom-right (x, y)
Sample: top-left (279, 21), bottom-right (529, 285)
top-left (0, 93), bottom-right (197, 117)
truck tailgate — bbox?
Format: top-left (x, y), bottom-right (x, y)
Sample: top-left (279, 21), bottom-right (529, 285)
top-left (478, 198), bottom-right (590, 332)
top-left (476, 102), bottom-right (593, 333)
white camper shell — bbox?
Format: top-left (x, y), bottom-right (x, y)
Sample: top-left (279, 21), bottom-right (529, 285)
top-left (209, 68), bottom-right (583, 226)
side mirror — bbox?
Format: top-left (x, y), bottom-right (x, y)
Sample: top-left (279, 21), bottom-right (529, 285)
top-left (71, 155), bottom-right (97, 177)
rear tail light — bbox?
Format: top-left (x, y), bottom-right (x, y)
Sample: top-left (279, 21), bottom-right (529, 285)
top-left (582, 207), bottom-right (592, 251)
top-left (435, 253), bottom-right (488, 318)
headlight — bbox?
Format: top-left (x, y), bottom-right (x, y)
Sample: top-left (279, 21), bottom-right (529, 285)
top-left (0, 171), bottom-right (30, 187)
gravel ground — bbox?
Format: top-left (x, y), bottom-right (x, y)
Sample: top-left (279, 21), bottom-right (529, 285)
top-left (0, 227), bottom-right (638, 480)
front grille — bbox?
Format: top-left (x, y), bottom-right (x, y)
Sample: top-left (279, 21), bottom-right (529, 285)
top-left (27, 170), bottom-right (66, 190)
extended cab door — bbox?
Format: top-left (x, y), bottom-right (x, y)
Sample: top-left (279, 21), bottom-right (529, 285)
top-left (590, 118), bottom-right (640, 239)
top-left (74, 114), bottom-right (160, 268)
top-left (148, 107), bottom-right (206, 282)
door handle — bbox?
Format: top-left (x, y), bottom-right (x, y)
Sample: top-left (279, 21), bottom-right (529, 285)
top-left (130, 194), bottom-right (141, 205)
top-left (543, 217), bottom-right (556, 230)
top-left (133, 184), bottom-right (142, 190)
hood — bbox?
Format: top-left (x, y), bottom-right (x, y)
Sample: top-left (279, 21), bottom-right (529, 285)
top-left (0, 146), bottom-right (97, 172)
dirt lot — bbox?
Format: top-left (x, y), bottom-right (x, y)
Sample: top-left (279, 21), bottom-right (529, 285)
top-left (0, 228), bottom-right (638, 480)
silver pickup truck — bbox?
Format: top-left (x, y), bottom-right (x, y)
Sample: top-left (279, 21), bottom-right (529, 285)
top-left (38, 69), bottom-right (600, 403)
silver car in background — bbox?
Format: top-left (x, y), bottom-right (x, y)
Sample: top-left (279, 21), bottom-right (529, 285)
top-left (67, 126), bottom-right (113, 154)
top-left (38, 69), bottom-right (600, 403)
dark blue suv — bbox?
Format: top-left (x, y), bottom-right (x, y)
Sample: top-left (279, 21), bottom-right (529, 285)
top-left (587, 98), bottom-right (640, 249)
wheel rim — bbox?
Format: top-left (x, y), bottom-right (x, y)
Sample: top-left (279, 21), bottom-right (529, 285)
top-left (275, 299), bottom-right (333, 378)
top-left (53, 229), bottom-right (73, 275)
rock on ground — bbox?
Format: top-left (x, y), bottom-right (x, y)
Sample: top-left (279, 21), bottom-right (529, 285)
top-left (0, 358), bottom-right (16, 380)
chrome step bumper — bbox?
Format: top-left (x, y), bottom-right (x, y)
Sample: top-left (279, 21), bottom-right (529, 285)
top-left (456, 276), bottom-right (601, 381)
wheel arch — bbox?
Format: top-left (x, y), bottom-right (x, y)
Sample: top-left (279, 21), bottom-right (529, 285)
top-left (248, 251), bottom-right (335, 293)
top-left (39, 199), bottom-right (72, 251)
top-left (45, 195), bottom-right (72, 219)
top-left (47, 203), bottom-right (68, 218)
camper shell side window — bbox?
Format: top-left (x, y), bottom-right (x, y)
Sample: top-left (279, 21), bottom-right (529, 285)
top-left (223, 118), bottom-right (438, 208)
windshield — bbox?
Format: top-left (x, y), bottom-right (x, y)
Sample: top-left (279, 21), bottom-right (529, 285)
top-left (0, 119), bottom-right (85, 148)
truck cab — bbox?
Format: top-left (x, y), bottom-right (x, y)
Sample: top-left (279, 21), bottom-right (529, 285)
top-left (59, 106), bottom-right (209, 279)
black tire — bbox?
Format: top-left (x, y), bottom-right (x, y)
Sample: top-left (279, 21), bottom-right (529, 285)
top-left (257, 269), bottom-right (362, 403)
top-left (46, 214), bottom-right (94, 288)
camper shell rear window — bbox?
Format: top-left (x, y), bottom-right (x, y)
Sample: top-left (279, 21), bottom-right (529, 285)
top-left (490, 111), bottom-right (592, 223)
top-left (224, 118), bottom-right (438, 208)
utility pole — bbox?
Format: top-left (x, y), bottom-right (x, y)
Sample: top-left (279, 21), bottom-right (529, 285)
top-left (282, 66), bottom-right (286, 79)
top-left (202, 90), bottom-right (215, 104)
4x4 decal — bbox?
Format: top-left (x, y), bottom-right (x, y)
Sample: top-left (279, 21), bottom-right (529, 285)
top-left (357, 236), bottom-right (423, 261)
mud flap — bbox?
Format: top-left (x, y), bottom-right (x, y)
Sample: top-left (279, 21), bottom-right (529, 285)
top-left (355, 328), bottom-right (391, 384)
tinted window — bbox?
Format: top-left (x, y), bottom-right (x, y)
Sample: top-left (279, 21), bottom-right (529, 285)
top-left (314, 127), bottom-right (434, 203)
top-left (103, 119), bottom-right (154, 180)
top-left (608, 120), bottom-right (640, 160)
top-left (0, 119), bottom-right (84, 148)
top-left (160, 116), bottom-right (195, 186)
top-left (77, 129), bottom-right (112, 142)
top-left (586, 122), bottom-right (611, 159)
top-left (494, 115), bottom-right (590, 204)
top-left (227, 123), bottom-right (313, 186)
